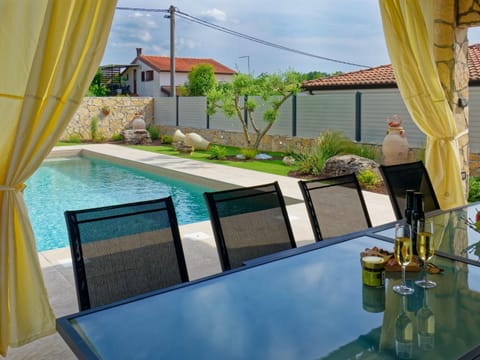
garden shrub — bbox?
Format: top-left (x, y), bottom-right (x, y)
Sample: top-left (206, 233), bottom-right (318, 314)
top-left (90, 117), bottom-right (98, 141)
top-left (111, 133), bottom-right (123, 142)
top-left (357, 169), bottom-right (381, 190)
top-left (146, 125), bottom-right (161, 140)
top-left (295, 130), bottom-right (352, 175)
top-left (240, 148), bottom-right (257, 160)
top-left (469, 177), bottom-right (480, 202)
top-left (66, 134), bottom-right (82, 143)
top-left (296, 150), bottom-right (323, 176)
top-left (350, 144), bottom-right (379, 160)
top-left (208, 145), bottom-right (228, 160)
top-left (160, 134), bottom-right (173, 144)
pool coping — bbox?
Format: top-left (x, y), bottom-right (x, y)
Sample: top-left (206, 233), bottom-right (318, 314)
top-left (49, 144), bottom-right (306, 200)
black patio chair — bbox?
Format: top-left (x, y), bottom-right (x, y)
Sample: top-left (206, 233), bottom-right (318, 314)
top-left (299, 173), bottom-right (372, 242)
top-left (64, 197), bottom-right (189, 311)
top-left (379, 160), bottom-right (441, 220)
top-left (204, 181), bottom-right (296, 271)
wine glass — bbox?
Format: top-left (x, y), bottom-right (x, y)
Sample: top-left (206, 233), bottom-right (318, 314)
top-left (415, 220), bottom-right (437, 289)
top-left (395, 295), bottom-right (414, 359)
top-left (393, 223), bottom-right (415, 295)
top-left (417, 289), bottom-right (435, 351)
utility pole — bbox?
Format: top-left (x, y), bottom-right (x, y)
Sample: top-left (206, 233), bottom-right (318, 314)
top-left (168, 5), bottom-right (176, 97)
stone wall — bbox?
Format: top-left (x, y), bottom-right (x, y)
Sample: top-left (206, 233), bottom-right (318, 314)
top-left (160, 125), bottom-right (314, 152)
top-left (61, 97), bottom-right (154, 141)
top-left (160, 125), bottom-right (480, 176)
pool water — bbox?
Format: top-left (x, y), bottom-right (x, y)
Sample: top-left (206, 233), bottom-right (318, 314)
top-left (24, 156), bottom-right (215, 252)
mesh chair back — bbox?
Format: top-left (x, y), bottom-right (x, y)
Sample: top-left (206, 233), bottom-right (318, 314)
top-left (299, 173), bottom-right (372, 242)
top-left (65, 197), bottom-right (189, 311)
top-left (379, 161), bottom-right (440, 220)
top-left (204, 182), bottom-right (296, 271)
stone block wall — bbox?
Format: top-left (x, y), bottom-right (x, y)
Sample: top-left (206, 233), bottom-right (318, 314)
top-left (61, 97), bottom-right (154, 141)
top-left (160, 125), bottom-right (480, 176)
top-left (159, 125), bottom-right (314, 153)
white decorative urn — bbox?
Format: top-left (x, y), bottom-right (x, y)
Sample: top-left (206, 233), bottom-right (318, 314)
top-left (382, 114), bottom-right (409, 165)
top-left (132, 114), bottom-right (146, 130)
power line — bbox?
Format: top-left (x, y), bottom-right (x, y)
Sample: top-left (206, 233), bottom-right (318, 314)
top-left (175, 10), bottom-right (370, 68)
top-left (115, 6), bottom-right (370, 69)
top-left (116, 7), bottom-right (168, 13)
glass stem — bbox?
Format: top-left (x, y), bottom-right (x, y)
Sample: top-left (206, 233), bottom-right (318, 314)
top-left (402, 265), bottom-right (407, 287)
top-left (423, 260), bottom-right (427, 282)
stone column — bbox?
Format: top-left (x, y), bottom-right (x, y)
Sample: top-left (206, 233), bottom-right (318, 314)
top-left (433, 0), bottom-right (470, 198)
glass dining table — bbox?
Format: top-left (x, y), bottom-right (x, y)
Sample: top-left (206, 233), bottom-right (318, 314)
top-left (56, 202), bottom-right (480, 360)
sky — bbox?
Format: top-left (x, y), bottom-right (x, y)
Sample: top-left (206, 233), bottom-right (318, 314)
top-left (102, 1), bottom-right (480, 75)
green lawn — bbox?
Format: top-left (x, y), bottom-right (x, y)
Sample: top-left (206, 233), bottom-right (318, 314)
top-left (132, 144), bottom-right (296, 176)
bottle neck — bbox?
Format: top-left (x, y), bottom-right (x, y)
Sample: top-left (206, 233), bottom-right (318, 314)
top-left (404, 190), bottom-right (415, 224)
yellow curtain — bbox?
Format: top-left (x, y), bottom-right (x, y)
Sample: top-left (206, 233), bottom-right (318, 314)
top-left (378, 0), bottom-right (466, 210)
top-left (0, 0), bottom-right (116, 355)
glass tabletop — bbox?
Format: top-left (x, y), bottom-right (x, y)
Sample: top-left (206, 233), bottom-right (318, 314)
top-left (372, 203), bottom-right (480, 266)
top-left (58, 234), bottom-right (480, 360)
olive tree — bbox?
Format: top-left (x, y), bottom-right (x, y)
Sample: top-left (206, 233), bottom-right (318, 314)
top-left (206, 71), bottom-right (302, 150)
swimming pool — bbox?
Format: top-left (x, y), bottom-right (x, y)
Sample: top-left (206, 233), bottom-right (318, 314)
top-left (24, 156), bottom-right (216, 252)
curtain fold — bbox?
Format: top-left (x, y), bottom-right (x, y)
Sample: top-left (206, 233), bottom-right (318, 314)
top-left (0, 1), bottom-right (116, 355)
top-left (378, 0), bottom-right (466, 210)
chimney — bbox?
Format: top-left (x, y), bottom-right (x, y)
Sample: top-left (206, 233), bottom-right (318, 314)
top-left (136, 48), bottom-right (142, 56)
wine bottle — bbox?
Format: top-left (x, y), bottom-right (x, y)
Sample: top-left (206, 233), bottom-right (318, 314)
top-left (404, 190), bottom-right (415, 225)
top-left (411, 192), bottom-right (425, 256)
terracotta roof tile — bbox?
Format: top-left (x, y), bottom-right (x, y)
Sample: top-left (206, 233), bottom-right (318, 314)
top-left (303, 43), bottom-right (480, 90)
top-left (136, 55), bottom-right (236, 75)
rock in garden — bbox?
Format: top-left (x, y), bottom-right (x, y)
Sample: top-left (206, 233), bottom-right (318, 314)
top-left (321, 154), bottom-right (379, 177)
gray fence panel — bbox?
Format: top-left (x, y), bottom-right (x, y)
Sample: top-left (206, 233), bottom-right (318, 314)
top-left (208, 97), bottom-right (245, 132)
top-left (178, 97), bottom-right (207, 128)
top-left (154, 97), bottom-right (176, 126)
top-left (246, 96), bottom-right (292, 136)
top-left (152, 89), bottom-right (480, 153)
top-left (296, 92), bottom-right (356, 139)
top-left (469, 87), bottom-right (480, 153)
top-left (361, 89), bottom-right (426, 147)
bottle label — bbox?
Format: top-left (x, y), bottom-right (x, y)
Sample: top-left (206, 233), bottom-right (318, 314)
top-left (396, 341), bottom-right (413, 359)
top-left (362, 268), bottom-right (385, 287)
top-left (418, 334), bottom-right (435, 351)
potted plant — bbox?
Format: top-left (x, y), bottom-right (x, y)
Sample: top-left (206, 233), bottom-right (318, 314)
top-left (101, 106), bottom-right (110, 116)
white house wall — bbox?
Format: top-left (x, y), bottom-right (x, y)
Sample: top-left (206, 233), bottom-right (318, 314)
top-left (124, 61), bottom-right (234, 97)
top-left (132, 62), bottom-right (162, 98)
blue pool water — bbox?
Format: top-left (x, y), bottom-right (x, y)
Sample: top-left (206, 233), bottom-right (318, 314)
top-left (24, 156), bottom-right (215, 252)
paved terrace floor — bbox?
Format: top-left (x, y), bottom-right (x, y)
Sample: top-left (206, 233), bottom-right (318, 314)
top-left (3, 144), bottom-right (396, 360)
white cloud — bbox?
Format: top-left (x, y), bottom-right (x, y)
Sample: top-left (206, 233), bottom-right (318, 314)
top-left (201, 8), bottom-right (227, 22)
top-left (137, 31), bottom-right (152, 42)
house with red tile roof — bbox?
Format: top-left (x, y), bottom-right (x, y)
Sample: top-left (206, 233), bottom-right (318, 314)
top-left (302, 43), bottom-right (480, 92)
top-left (298, 43), bottom-right (480, 152)
top-left (123, 48), bottom-right (236, 97)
